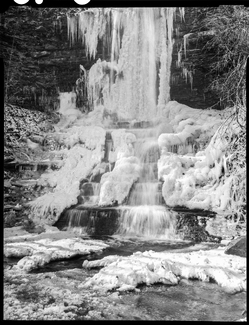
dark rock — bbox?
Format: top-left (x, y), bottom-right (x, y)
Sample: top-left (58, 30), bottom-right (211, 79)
top-left (225, 236), bottom-right (246, 258)
top-left (31, 51), bottom-right (50, 58)
top-left (28, 225), bottom-right (45, 234)
top-left (54, 207), bottom-right (120, 236)
top-left (4, 211), bottom-right (16, 227)
top-left (170, 7), bottom-right (220, 109)
top-left (176, 214), bottom-right (221, 243)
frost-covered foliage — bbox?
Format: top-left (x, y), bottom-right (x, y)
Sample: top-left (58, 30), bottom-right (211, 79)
top-left (28, 126), bottom-right (106, 225)
top-left (157, 101), bottom-right (245, 216)
top-left (67, 8), bottom-right (183, 120)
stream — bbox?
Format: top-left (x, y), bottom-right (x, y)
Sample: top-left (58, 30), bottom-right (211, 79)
top-left (4, 234), bottom-right (246, 321)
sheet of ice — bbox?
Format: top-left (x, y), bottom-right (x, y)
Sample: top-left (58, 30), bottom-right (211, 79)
top-left (81, 247), bottom-right (246, 294)
top-left (4, 237), bottom-right (109, 273)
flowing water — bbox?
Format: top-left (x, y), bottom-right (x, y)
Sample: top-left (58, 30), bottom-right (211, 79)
top-left (114, 129), bottom-right (180, 240)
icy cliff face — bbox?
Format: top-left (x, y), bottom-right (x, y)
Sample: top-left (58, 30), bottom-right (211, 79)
top-left (67, 8), bottom-right (182, 121)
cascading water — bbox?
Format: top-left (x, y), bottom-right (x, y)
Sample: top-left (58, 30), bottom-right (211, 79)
top-left (115, 129), bottom-right (180, 239)
top-left (67, 7), bottom-right (182, 121)
top-left (58, 7), bottom-right (187, 239)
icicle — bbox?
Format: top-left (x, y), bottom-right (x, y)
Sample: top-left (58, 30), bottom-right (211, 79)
top-left (157, 8), bottom-right (176, 107)
top-left (183, 33), bottom-right (193, 58)
top-left (70, 8), bottom-right (179, 120)
top-left (179, 7), bottom-right (185, 22)
top-left (67, 15), bottom-right (77, 47)
top-left (176, 44), bottom-right (182, 68)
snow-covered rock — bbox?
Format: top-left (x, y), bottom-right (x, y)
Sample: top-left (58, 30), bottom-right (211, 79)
top-left (4, 237), bottom-right (109, 272)
top-left (81, 247), bottom-right (246, 294)
top-left (99, 156), bottom-right (141, 206)
top-left (157, 101), bottom-right (240, 213)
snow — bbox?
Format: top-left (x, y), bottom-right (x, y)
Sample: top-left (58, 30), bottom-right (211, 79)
top-left (4, 236), bottom-right (109, 272)
top-left (156, 101), bottom-right (238, 213)
top-left (81, 247), bottom-right (246, 294)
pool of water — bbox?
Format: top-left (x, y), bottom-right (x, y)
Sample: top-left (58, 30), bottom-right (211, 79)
top-left (5, 236), bottom-right (221, 274)
top-left (118, 280), bottom-right (246, 321)
top-left (27, 236), bottom-right (194, 273)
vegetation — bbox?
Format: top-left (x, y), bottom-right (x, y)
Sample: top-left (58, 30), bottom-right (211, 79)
top-left (192, 6), bottom-right (248, 114)
top-left (193, 5), bottom-right (247, 221)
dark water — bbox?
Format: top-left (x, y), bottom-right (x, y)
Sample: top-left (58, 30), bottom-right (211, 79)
top-left (4, 236), bottom-right (193, 274)
top-left (29, 236), bottom-right (194, 273)
top-left (119, 280), bottom-right (246, 321)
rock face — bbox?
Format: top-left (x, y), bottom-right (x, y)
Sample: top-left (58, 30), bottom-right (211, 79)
top-left (171, 8), bottom-right (220, 109)
top-left (225, 237), bottom-right (246, 258)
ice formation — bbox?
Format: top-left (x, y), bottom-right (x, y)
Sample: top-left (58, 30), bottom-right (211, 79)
top-left (5, 237), bottom-right (109, 272)
top-left (67, 7), bottom-right (180, 120)
top-left (99, 157), bottom-right (141, 206)
top-left (27, 7), bottom-right (243, 227)
top-left (81, 247), bottom-right (246, 294)
top-left (157, 101), bottom-right (242, 215)
top-left (29, 126), bottom-right (106, 225)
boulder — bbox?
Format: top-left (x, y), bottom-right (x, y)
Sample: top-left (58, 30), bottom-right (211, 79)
top-left (225, 236), bottom-right (246, 258)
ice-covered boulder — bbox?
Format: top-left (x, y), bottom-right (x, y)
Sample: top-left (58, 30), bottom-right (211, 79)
top-left (81, 247), bottom-right (246, 294)
top-left (4, 236), bottom-right (109, 273)
top-left (99, 156), bottom-right (141, 206)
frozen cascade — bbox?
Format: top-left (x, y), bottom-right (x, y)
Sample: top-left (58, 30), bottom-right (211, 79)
top-left (67, 7), bottom-right (179, 120)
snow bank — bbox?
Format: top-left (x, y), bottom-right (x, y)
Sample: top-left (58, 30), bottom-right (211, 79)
top-left (157, 101), bottom-right (238, 213)
top-left (4, 237), bottom-right (109, 273)
top-left (29, 126), bottom-right (106, 225)
top-left (81, 247), bottom-right (246, 294)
